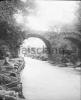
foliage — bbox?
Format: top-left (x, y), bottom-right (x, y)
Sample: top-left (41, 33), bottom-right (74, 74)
top-left (76, 1), bottom-right (81, 32)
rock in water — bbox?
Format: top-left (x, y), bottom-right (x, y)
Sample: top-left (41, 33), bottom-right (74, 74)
top-left (21, 57), bottom-right (80, 100)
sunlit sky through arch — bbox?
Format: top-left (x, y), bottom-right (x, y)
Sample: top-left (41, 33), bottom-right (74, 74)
top-left (19, 37), bottom-right (46, 57)
top-left (14, 0), bottom-right (79, 32)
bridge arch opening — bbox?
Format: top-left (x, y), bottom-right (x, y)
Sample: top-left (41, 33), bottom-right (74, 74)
top-left (19, 34), bottom-right (52, 61)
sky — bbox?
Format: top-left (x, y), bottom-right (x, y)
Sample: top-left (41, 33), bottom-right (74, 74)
top-left (14, 0), bottom-right (80, 32)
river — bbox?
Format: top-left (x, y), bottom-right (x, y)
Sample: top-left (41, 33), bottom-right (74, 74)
top-left (21, 57), bottom-right (80, 100)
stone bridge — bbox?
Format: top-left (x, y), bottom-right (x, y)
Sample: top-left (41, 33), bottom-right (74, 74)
top-left (21, 31), bottom-right (81, 60)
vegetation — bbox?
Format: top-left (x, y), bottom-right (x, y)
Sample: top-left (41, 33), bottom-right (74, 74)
top-left (0, 58), bottom-right (25, 100)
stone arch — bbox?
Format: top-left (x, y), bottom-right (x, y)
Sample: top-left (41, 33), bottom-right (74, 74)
top-left (61, 32), bottom-right (81, 62)
top-left (57, 32), bottom-right (81, 50)
top-left (63, 32), bottom-right (81, 52)
top-left (20, 34), bottom-right (52, 60)
top-left (64, 37), bottom-right (81, 59)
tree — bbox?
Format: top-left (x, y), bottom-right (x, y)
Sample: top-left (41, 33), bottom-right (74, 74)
top-left (76, 1), bottom-right (81, 32)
